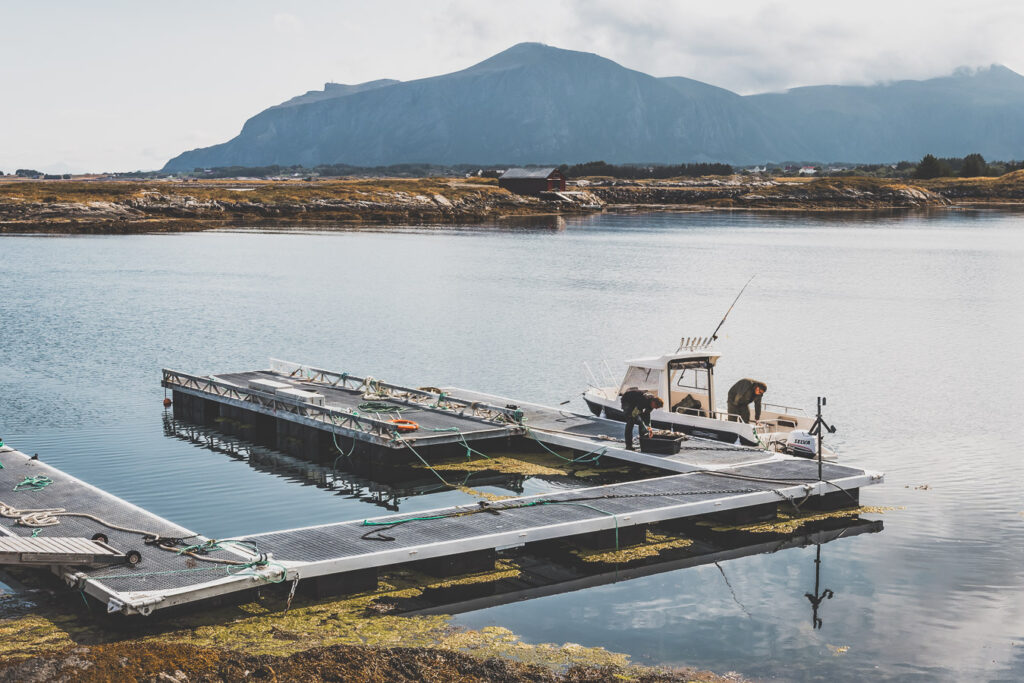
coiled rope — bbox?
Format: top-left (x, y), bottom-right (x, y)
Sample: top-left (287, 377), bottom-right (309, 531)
top-left (13, 476), bottom-right (52, 492)
top-left (0, 501), bottom-right (283, 575)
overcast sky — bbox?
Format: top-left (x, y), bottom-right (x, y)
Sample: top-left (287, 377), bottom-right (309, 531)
top-left (3, 0), bottom-right (1023, 173)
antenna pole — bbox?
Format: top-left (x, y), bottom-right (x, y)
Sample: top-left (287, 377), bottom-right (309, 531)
top-left (809, 396), bottom-right (836, 481)
top-left (817, 397), bottom-right (824, 480)
top-left (708, 275), bottom-right (755, 342)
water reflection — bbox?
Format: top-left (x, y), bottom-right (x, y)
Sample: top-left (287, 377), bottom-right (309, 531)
top-left (404, 518), bottom-right (880, 618)
top-left (161, 413), bottom-right (647, 513)
top-left (805, 544), bottom-right (834, 630)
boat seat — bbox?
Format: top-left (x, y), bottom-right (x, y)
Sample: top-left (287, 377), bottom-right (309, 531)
top-left (671, 393), bottom-right (706, 417)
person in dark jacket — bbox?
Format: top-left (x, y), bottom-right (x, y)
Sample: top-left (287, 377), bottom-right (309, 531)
top-left (620, 389), bottom-right (664, 450)
top-left (727, 379), bottom-right (767, 423)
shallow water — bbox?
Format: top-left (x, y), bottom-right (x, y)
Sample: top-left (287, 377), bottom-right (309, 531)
top-left (1, 210), bottom-right (1023, 680)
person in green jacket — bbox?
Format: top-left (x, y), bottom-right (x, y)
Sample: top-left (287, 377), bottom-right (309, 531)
top-left (619, 389), bottom-right (664, 450)
top-left (727, 379), bottom-right (767, 423)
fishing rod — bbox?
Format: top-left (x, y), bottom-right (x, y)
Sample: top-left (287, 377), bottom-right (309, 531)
top-left (676, 276), bottom-right (755, 351)
top-left (708, 275), bottom-right (756, 341)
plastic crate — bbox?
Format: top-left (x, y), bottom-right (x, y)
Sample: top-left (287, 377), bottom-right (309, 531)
top-left (639, 434), bottom-right (685, 455)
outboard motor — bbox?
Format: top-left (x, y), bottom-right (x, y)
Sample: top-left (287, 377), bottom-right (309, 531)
top-left (785, 430), bottom-right (817, 458)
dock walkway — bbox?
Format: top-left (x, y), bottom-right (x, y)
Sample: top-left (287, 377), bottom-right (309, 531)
top-left (0, 439), bottom-right (879, 616)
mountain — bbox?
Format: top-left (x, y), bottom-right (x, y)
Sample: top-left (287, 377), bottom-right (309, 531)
top-left (747, 65), bottom-right (1024, 162)
top-left (270, 79), bottom-right (401, 109)
top-left (163, 44), bottom-right (1024, 171)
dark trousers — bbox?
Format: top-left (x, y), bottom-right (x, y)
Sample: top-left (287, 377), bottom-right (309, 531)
top-left (624, 411), bottom-right (648, 449)
top-left (729, 402), bottom-right (750, 423)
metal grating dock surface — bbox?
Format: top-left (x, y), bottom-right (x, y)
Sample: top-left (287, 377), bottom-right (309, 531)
top-left (0, 446), bottom-right (264, 614)
top-left (221, 371), bottom-right (514, 443)
top-left (246, 458), bottom-right (879, 574)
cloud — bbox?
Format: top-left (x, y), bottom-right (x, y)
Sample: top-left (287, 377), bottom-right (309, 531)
top-left (272, 12), bottom-right (303, 35)
top-left (2, 0), bottom-right (1023, 171)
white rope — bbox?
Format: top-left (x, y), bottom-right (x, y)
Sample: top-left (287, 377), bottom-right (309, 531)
top-left (0, 500), bottom-right (164, 536)
top-left (0, 502), bottom-right (65, 527)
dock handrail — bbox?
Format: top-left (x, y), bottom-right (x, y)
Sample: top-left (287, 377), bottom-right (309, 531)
top-left (268, 359), bottom-right (525, 424)
top-left (163, 369), bottom-right (418, 444)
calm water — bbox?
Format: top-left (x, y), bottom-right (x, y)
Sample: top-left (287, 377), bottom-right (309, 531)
top-left (1, 210), bottom-right (1023, 681)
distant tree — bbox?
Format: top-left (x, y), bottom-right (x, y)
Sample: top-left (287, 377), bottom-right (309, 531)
top-left (15, 169), bottom-right (42, 178)
top-left (914, 154), bottom-right (952, 179)
top-left (960, 153), bottom-right (987, 177)
top-left (561, 160), bottom-right (732, 179)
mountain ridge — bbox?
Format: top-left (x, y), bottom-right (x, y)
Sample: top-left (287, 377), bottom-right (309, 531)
top-left (163, 44), bottom-right (1024, 171)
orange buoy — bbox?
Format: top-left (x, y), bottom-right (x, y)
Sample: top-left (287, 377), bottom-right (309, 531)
top-left (389, 419), bottom-right (419, 433)
top-left (163, 398), bottom-right (173, 407)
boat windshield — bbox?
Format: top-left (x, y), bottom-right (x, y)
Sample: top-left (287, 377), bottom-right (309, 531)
top-left (673, 366), bottom-right (709, 391)
top-left (619, 366), bottom-right (661, 394)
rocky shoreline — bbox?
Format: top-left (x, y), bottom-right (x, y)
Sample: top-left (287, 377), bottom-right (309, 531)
top-left (0, 642), bottom-right (733, 683)
top-left (0, 178), bottom-right (591, 234)
top-left (2, 173), bottom-right (1023, 234)
top-left (0, 526), bottom-right (749, 683)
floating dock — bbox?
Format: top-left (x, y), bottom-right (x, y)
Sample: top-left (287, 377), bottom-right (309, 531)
top-left (163, 359), bottom-right (825, 474)
top-left (0, 360), bottom-right (881, 616)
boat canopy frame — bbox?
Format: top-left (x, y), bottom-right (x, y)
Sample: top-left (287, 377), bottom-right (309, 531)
top-left (666, 357), bottom-right (716, 418)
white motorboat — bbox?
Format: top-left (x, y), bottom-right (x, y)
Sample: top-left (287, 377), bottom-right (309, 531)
top-left (582, 337), bottom-right (836, 459)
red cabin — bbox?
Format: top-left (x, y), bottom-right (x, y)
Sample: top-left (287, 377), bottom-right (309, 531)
top-left (498, 167), bottom-right (566, 196)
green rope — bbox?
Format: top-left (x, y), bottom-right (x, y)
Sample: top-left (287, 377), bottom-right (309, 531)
top-left (31, 528), bottom-right (41, 537)
top-left (14, 475), bottom-right (53, 492)
top-left (522, 425), bottom-right (606, 465)
top-left (428, 427), bottom-right (491, 461)
top-left (94, 560), bottom-right (287, 583)
top-left (228, 560), bottom-right (289, 583)
top-left (360, 498), bottom-right (619, 549)
top-left (328, 415), bottom-right (356, 479)
top-left (393, 436), bottom-right (455, 487)
top-left (357, 401), bottom-right (408, 415)
top-left (361, 513), bottom-right (450, 527)
top-left (175, 539), bottom-right (259, 557)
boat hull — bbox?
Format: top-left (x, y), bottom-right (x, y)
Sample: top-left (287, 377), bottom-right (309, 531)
top-left (584, 397), bottom-right (759, 447)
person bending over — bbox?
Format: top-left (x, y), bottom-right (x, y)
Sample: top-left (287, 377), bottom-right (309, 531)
top-left (727, 378), bottom-right (767, 423)
top-left (620, 389), bottom-right (664, 450)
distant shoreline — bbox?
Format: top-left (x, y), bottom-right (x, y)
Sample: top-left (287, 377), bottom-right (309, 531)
top-left (2, 174), bottom-right (1022, 234)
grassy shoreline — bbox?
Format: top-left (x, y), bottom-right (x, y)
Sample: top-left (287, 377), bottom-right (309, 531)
top-left (2, 173), bottom-right (1023, 234)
